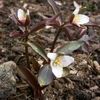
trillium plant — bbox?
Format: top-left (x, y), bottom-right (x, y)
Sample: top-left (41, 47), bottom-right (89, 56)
top-left (9, 0), bottom-right (98, 99)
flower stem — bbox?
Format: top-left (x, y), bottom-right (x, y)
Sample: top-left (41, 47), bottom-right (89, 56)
top-left (24, 34), bottom-right (44, 99)
top-left (50, 28), bottom-right (62, 52)
top-left (50, 22), bottom-right (69, 52)
top-left (24, 27), bottom-right (30, 68)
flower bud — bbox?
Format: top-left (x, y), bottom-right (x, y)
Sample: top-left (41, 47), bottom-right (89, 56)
top-left (17, 9), bottom-right (30, 26)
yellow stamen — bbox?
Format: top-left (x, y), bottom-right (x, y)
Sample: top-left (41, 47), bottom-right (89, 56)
top-left (53, 56), bottom-right (62, 65)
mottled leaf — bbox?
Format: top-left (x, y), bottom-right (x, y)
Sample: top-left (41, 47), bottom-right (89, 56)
top-left (27, 41), bottom-right (48, 61)
top-left (38, 64), bottom-right (54, 86)
top-left (57, 41), bottom-right (84, 54)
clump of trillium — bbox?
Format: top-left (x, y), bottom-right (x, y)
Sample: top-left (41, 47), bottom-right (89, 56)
top-left (72, 1), bottom-right (89, 27)
top-left (47, 53), bottom-right (74, 78)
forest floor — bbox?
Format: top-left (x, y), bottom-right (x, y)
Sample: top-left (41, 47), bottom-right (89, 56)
top-left (0, 0), bottom-right (100, 100)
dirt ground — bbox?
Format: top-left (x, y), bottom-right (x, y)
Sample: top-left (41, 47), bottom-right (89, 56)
top-left (0, 0), bottom-right (100, 100)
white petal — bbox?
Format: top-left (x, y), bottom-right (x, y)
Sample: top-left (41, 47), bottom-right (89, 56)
top-left (73, 1), bottom-right (81, 15)
top-left (72, 14), bottom-right (89, 25)
top-left (47, 53), bottom-right (57, 61)
top-left (73, 1), bottom-right (81, 9)
top-left (17, 9), bottom-right (26, 21)
top-left (61, 55), bottom-right (74, 67)
top-left (51, 64), bottom-right (63, 78)
top-left (73, 8), bottom-right (80, 15)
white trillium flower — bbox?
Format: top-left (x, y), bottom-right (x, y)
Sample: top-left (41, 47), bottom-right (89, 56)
top-left (72, 14), bottom-right (89, 26)
top-left (72, 1), bottom-right (89, 26)
top-left (47, 53), bottom-right (74, 78)
top-left (17, 9), bottom-right (29, 23)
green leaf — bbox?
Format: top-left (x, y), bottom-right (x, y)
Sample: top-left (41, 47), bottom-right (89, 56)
top-left (27, 41), bottom-right (48, 61)
top-left (57, 41), bottom-right (84, 54)
top-left (38, 64), bottom-right (54, 86)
